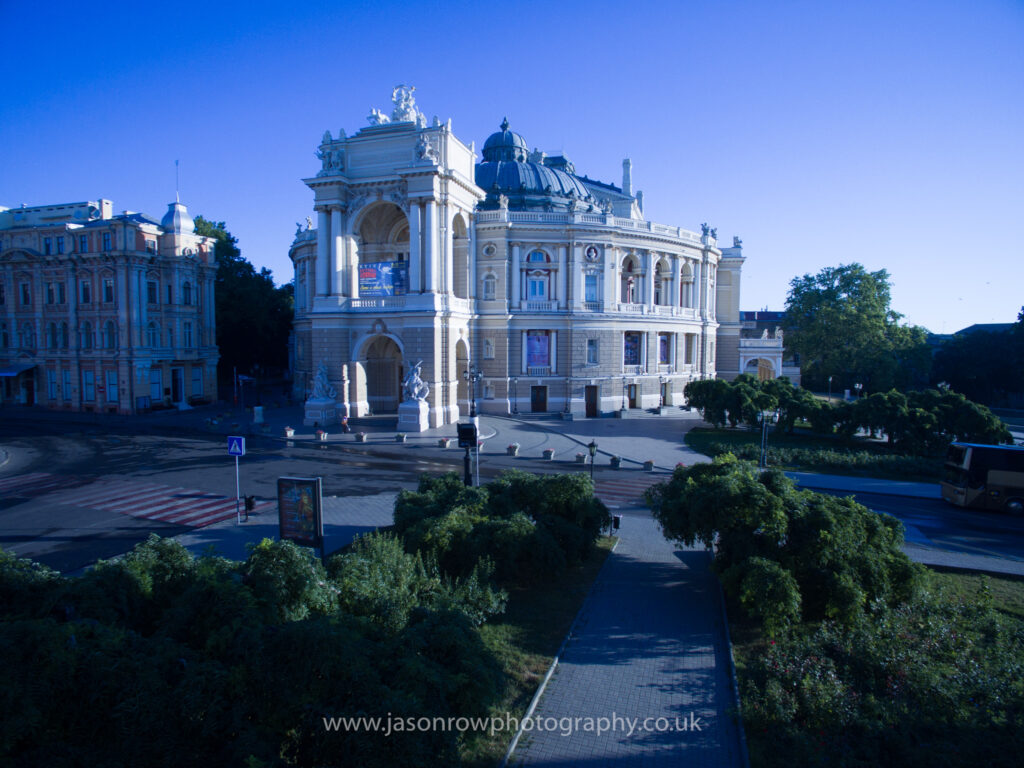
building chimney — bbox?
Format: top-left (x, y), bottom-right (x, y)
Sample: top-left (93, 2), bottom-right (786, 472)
top-left (622, 158), bottom-right (632, 196)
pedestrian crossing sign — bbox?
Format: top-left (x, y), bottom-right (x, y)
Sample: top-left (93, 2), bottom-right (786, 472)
top-left (227, 436), bottom-right (246, 457)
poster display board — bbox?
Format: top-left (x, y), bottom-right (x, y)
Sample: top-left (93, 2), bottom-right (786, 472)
top-left (277, 476), bottom-right (324, 549)
top-left (358, 261), bottom-right (407, 296)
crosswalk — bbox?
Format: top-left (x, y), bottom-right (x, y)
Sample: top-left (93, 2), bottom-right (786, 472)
top-left (594, 474), bottom-right (666, 509)
top-left (0, 472), bottom-right (273, 528)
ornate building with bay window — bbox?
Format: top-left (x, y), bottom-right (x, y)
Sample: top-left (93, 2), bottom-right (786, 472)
top-left (0, 198), bottom-right (219, 413)
top-left (289, 88), bottom-right (743, 427)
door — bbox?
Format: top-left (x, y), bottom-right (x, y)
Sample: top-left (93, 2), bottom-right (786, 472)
top-left (22, 376), bottom-right (34, 406)
top-left (627, 384), bottom-right (637, 409)
top-left (531, 385), bottom-right (547, 413)
top-left (585, 385), bottom-right (598, 418)
top-left (171, 367), bottom-right (184, 403)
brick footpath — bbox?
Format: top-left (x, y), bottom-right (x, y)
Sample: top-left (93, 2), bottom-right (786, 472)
top-left (509, 508), bottom-right (746, 767)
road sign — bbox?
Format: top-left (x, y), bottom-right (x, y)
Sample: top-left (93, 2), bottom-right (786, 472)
top-left (227, 436), bottom-right (246, 457)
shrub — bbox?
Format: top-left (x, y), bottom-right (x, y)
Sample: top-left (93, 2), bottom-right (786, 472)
top-left (241, 538), bottom-right (337, 623)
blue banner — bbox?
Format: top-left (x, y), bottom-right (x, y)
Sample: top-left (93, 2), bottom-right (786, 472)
top-left (358, 261), bottom-right (407, 296)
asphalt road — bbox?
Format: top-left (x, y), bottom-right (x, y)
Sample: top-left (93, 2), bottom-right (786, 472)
top-left (0, 429), bottom-right (463, 573)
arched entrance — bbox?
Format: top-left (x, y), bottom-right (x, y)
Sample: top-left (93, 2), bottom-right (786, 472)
top-left (363, 336), bottom-right (403, 413)
top-left (355, 203), bottom-right (410, 296)
top-left (744, 358), bottom-right (777, 381)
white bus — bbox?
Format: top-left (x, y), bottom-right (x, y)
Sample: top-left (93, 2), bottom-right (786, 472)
top-left (941, 442), bottom-right (1024, 515)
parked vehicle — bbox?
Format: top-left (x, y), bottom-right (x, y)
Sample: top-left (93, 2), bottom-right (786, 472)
top-left (941, 442), bottom-right (1024, 514)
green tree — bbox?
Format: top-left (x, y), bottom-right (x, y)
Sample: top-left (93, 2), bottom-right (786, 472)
top-left (932, 311), bottom-right (1024, 406)
top-left (784, 263), bottom-right (930, 392)
top-left (194, 216), bottom-right (294, 383)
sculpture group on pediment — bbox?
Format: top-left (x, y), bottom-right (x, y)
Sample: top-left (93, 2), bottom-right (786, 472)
top-left (416, 134), bottom-right (438, 162)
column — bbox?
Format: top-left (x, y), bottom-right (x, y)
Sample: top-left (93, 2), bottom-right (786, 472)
top-left (467, 214), bottom-right (477, 300)
top-left (316, 209), bottom-right (329, 296)
top-left (408, 202), bottom-right (421, 293)
top-left (571, 244), bottom-right (583, 309)
top-left (442, 204), bottom-right (454, 295)
top-left (348, 237), bottom-right (359, 298)
top-left (424, 200), bottom-right (436, 292)
top-left (671, 256), bottom-right (680, 308)
top-left (607, 248), bottom-right (620, 306)
top-left (556, 246), bottom-right (566, 308)
top-left (644, 251), bottom-right (655, 309)
top-left (550, 330), bottom-right (557, 374)
top-left (511, 244), bottom-right (521, 307)
top-left (521, 330), bottom-right (527, 374)
top-left (331, 206), bottom-right (344, 296)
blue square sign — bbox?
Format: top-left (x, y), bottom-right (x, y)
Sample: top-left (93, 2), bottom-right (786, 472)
top-left (227, 436), bottom-right (246, 457)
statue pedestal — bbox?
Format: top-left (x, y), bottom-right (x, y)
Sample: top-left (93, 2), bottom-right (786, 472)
top-left (304, 398), bottom-right (339, 427)
top-left (397, 399), bottom-right (430, 433)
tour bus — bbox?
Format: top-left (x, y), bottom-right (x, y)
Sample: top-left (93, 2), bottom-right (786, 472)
top-left (941, 442), bottom-right (1024, 515)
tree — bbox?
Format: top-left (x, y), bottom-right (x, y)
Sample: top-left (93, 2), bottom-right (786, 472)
top-left (194, 216), bottom-right (294, 383)
top-left (931, 310), bottom-right (1024, 406)
top-left (784, 263), bottom-right (930, 392)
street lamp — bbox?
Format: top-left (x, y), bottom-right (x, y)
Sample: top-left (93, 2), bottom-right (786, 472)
top-left (511, 377), bottom-right (518, 415)
top-left (854, 382), bottom-right (863, 399)
top-left (463, 368), bottom-right (483, 418)
top-left (827, 375), bottom-right (834, 403)
top-left (622, 377), bottom-right (628, 410)
top-left (588, 439), bottom-right (598, 480)
top-left (659, 375), bottom-right (666, 408)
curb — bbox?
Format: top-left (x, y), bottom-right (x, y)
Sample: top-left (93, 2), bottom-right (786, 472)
top-left (500, 536), bottom-right (620, 768)
top-left (712, 549), bottom-right (752, 768)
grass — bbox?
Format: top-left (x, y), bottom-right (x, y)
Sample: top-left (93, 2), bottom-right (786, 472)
top-left (685, 426), bottom-right (943, 482)
top-left (730, 567), bottom-right (1024, 768)
top-left (460, 536), bottom-right (616, 766)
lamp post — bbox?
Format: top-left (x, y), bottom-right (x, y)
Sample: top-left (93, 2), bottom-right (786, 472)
top-left (622, 377), bottom-right (628, 410)
top-left (511, 377), bottom-right (518, 415)
top-left (588, 439), bottom-right (597, 480)
top-left (659, 375), bottom-right (665, 408)
top-left (827, 375), bottom-right (834, 403)
top-left (854, 382), bottom-right (863, 399)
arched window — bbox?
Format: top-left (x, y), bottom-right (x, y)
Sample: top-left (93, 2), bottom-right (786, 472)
top-left (104, 321), bottom-right (117, 349)
top-left (20, 322), bottom-right (35, 349)
top-left (147, 322), bottom-right (159, 347)
top-left (483, 274), bottom-right (496, 301)
top-left (60, 322), bottom-right (69, 349)
top-left (621, 257), bottom-right (639, 303)
top-left (167, 327), bottom-right (175, 348)
top-left (680, 262), bottom-right (694, 308)
top-left (80, 322), bottom-right (93, 350)
top-left (183, 322), bottom-right (193, 347)
top-left (527, 250), bottom-right (549, 263)
top-left (183, 281), bottom-right (192, 305)
top-left (0, 322), bottom-right (7, 349)
top-left (47, 322), bottom-right (58, 349)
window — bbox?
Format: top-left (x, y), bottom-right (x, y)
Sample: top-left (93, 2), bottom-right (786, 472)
top-left (60, 322), bottom-right (69, 349)
top-left (167, 327), bottom-right (174, 348)
top-left (527, 275), bottom-right (547, 300)
top-left (0, 322), bottom-right (7, 348)
top-left (79, 234), bottom-right (88, 253)
top-left (47, 322), bottom-right (57, 349)
top-left (183, 322), bottom-right (193, 347)
top-left (191, 367), bottom-right (203, 397)
top-left (47, 370), bottom-right (57, 400)
top-left (81, 322), bottom-right (93, 350)
top-left (147, 280), bottom-right (158, 304)
top-left (20, 322), bottom-right (35, 349)
top-left (62, 370), bottom-right (71, 401)
top-left (623, 331), bottom-right (642, 366)
top-left (585, 274), bottom-right (598, 303)
top-left (58, 282), bottom-right (65, 304)
top-left (526, 331), bottom-right (551, 367)
top-left (587, 338), bottom-right (599, 365)
top-left (145, 239), bottom-right (156, 254)
top-left (56, 236), bottom-right (65, 255)
top-left (104, 321), bottom-right (117, 349)
top-left (146, 322), bottom-right (159, 347)
top-left (182, 282), bottom-right (192, 305)
top-left (527, 250), bottom-right (548, 263)
top-left (20, 282), bottom-right (31, 306)
top-left (166, 284), bottom-right (173, 304)
top-left (82, 370), bottom-right (95, 402)
top-left (43, 237), bottom-right (52, 255)
top-left (685, 334), bottom-right (695, 364)
top-left (150, 368), bottom-right (162, 401)
top-left (620, 258), bottom-right (639, 303)
top-left (80, 280), bottom-right (91, 304)
top-left (0, 284), bottom-right (4, 305)
top-left (483, 338), bottom-right (494, 359)
top-left (103, 278), bottom-right (114, 303)
top-left (483, 274), bottom-right (496, 301)
top-left (102, 232), bottom-right (111, 251)
top-left (46, 283), bottom-right (55, 304)
top-left (106, 371), bottom-right (118, 403)
top-left (659, 333), bottom-right (671, 364)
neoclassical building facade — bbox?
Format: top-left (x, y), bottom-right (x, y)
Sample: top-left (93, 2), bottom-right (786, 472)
top-left (0, 199), bottom-right (219, 413)
top-left (290, 88), bottom-right (745, 427)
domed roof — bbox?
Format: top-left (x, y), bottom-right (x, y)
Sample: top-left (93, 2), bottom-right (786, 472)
top-left (161, 200), bottom-right (194, 234)
top-left (482, 117), bottom-right (529, 162)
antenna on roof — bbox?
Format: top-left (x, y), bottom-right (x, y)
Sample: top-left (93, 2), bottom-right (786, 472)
top-left (175, 159), bottom-right (180, 203)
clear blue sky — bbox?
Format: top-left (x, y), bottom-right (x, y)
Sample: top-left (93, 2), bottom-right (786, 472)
top-left (2, 0), bottom-right (1021, 334)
